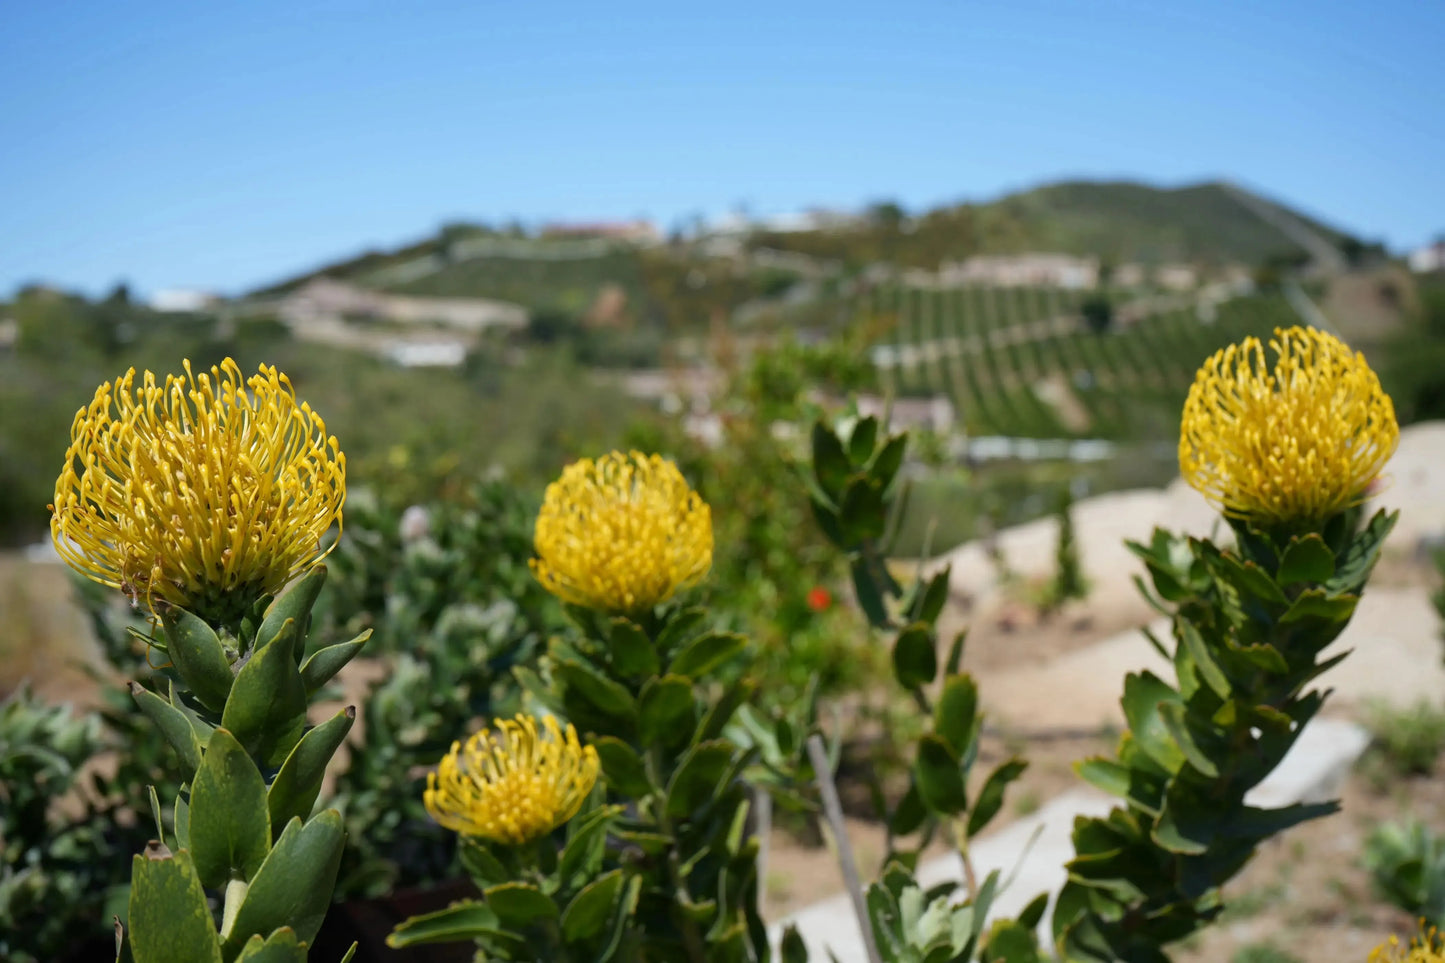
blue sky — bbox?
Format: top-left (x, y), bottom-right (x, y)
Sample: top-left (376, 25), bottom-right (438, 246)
top-left (2, 0), bottom-right (1441, 298)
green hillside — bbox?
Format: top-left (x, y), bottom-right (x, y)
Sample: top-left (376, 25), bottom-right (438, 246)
top-left (981, 180), bottom-right (1352, 265)
top-left (749, 180), bottom-right (1359, 269)
top-left (245, 179), bottom-right (1364, 318)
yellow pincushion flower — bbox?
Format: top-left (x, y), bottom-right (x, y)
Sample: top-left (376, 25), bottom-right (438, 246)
top-left (1179, 325), bottom-right (1397, 527)
top-left (1370, 923), bottom-right (1445, 962)
top-left (50, 358), bottom-right (345, 625)
top-left (531, 450), bottom-right (713, 614)
top-left (425, 714), bottom-right (600, 846)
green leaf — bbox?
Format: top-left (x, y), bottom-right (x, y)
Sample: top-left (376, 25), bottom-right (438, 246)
top-left (982, 919), bottom-right (1040, 963)
top-left (554, 659), bottom-right (638, 723)
top-left (848, 415), bottom-right (879, 464)
top-left (129, 682), bottom-right (202, 772)
top-left (593, 737), bottom-right (651, 797)
top-left (257, 565), bottom-right (327, 658)
top-left (914, 734), bottom-right (966, 815)
top-left (174, 788), bottom-right (191, 852)
top-left (267, 707), bottom-right (355, 831)
top-left (1327, 508), bottom-right (1397, 594)
top-left (386, 900), bottom-right (513, 948)
top-left (1276, 534), bottom-right (1336, 585)
top-left (654, 606), bottom-right (707, 661)
top-left (934, 674), bottom-right (979, 756)
top-left (298, 631), bottom-right (371, 696)
top-left (233, 929), bottom-right (307, 963)
top-left (1119, 672), bottom-right (1185, 773)
top-left (943, 630), bottom-right (967, 677)
top-left (161, 608), bottom-right (235, 714)
top-left (1017, 891), bottom-right (1050, 930)
top-left (669, 631), bottom-right (747, 680)
top-left (1280, 590), bottom-right (1357, 625)
top-left (667, 740), bottom-right (736, 818)
top-left (1156, 702), bottom-right (1218, 778)
top-left (558, 806), bottom-right (618, 887)
top-left (606, 618), bottom-right (659, 679)
top-left (695, 678), bottom-right (755, 745)
top-left (221, 618), bottom-right (308, 768)
top-left (1177, 621), bottom-right (1229, 699)
top-left (190, 728), bottom-right (271, 889)
top-left (458, 839), bottom-right (511, 888)
top-left (1214, 554), bottom-right (1287, 605)
top-left (780, 926), bottom-right (809, 963)
top-left (914, 568), bottom-right (951, 625)
top-left (560, 869), bottom-right (625, 942)
top-left (890, 782), bottom-right (927, 836)
top-left (483, 882), bottom-right (559, 927)
top-left (892, 622), bottom-right (938, 689)
top-left (221, 810), bottom-right (346, 957)
top-left (851, 557), bottom-right (892, 628)
top-left (638, 675), bottom-right (696, 747)
top-left (1074, 757), bottom-right (1130, 797)
top-left (839, 476), bottom-right (887, 544)
top-left (127, 847), bottom-right (222, 963)
top-left (512, 665), bottom-right (564, 716)
top-left (966, 758), bottom-right (1028, 838)
top-left (811, 421), bottom-right (852, 502)
top-left (871, 433), bottom-right (908, 494)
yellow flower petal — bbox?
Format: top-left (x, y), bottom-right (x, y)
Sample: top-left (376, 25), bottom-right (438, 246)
top-left (1179, 325), bottom-right (1397, 527)
top-left (531, 450), bottom-right (712, 614)
top-left (424, 714), bottom-right (600, 846)
top-left (50, 358), bottom-right (345, 624)
top-left (1370, 922), bottom-right (1445, 962)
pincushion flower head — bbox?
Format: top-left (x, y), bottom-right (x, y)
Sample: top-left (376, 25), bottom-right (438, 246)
top-left (1370, 923), bottom-right (1445, 963)
top-left (531, 450), bottom-right (713, 614)
top-left (50, 358), bottom-right (346, 626)
top-left (424, 714), bottom-right (600, 846)
top-left (1179, 325), bottom-right (1397, 529)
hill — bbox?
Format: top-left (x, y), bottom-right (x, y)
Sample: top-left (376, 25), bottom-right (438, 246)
top-left (976, 180), bottom-right (1353, 265)
top-left (245, 179), bottom-right (1365, 320)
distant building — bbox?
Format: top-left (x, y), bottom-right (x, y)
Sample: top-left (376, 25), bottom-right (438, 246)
top-left (151, 288), bottom-right (221, 312)
top-left (1409, 240), bottom-right (1445, 273)
top-left (854, 393), bottom-right (956, 434)
top-left (1154, 265), bottom-right (1198, 291)
top-left (937, 254), bottom-right (1099, 289)
top-left (0, 317), bottom-right (16, 351)
top-left (279, 278), bottom-right (527, 332)
top-left (540, 220), bottom-right (661, 244)
top-left (386, 341), bottom-right (468, 368)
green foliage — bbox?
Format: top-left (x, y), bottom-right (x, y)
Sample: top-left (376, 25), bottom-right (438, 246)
top-left (118, 566), bottom-right (365, 962)
top-left (1080, 294), bottom-right (1113, 334)
top-left (1363, 699), bottom-right (1445, 777)
top-left (634, 339), bottom-right (883, 713)
top-left (1042, 486), bottom-right (1089, 614)
top-left (1365, 820), bottom-right (1445, 926)
top-left (1378, 276), bottom-right (1445, 424)
top-left (319, 480), bottom-right (568, 899)
top-left (863, 862), bottom-right (1012, 963)
top-left (0, 688), bottom-right (126, 963)
top-left (1053, 508), bottom-right (1396, 959)
top-left (802, 416), bottom-right (1045, 961)
top-left (394, 599), bottom-right (780, 961)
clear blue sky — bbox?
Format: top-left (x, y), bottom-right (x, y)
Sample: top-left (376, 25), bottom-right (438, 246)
top-left (2, 0), bottom-right (1441, 298)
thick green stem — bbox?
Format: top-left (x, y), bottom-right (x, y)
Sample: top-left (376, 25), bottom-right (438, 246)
top-left (219, 879), bottom-right (248, 939)
top-left (646, 746), bottom-right (708, 963)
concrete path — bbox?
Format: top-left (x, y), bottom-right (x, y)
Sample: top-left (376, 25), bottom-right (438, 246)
top-left (983, 585), bottom-right (1445, 731)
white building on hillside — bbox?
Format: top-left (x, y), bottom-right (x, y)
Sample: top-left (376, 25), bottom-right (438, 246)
top-left (1409, 240), bottom-right (1445, 273)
